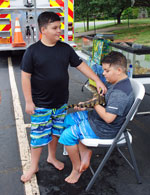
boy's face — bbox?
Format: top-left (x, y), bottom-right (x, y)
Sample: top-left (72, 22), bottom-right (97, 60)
top-left (102, 63), bottom-right (120, 84)
top-left (41, 21), bottom-right (61, 43)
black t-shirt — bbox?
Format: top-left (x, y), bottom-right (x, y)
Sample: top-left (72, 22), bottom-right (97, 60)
top-left (21, 40), bottom-right (82, 108)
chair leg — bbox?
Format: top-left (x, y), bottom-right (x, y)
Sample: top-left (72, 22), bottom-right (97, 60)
top-left (63, 146), bottom-right (68, 155)
top-left (85, 144), bottom-right (116, 192)
top-left (125, 131), bottom-right (142, 184)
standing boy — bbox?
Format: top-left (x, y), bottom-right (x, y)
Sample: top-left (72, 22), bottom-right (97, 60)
top-left (21, 11), bottom-right (106, 183)
top-left (59, 51), bottom-right (135, 184)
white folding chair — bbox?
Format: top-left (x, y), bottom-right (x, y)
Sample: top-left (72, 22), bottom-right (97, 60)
top-left (81, 79), bottom-right (145, 192)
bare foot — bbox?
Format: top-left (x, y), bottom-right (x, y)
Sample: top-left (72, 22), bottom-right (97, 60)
top-left (47, 158), bottom-right (64, 170)
top-left (79, 149), bottom-right (92, 172)
top-left (65, 169), bottom-right (82, 184)
top-left (21, 168), bottom-right (39, 183)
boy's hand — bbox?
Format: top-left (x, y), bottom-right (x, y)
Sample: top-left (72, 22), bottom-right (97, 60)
top-left (74, 102), bottom-right (86, 111)
top-left (95, 80), bottom-right (107, 95)
top-left (25, 102), bottom-right (35, 115)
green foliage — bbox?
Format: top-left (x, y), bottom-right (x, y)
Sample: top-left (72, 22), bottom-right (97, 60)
top-left (75, 0), bottom-right (133, 25)
top-left (122, 7), bottom-right (139, 19)
top-left (75, 0), bottom-right (104, 30)
top-left (147, 7), bottom-right (150, 17)
top-left (75, 0), bottom-right (101, 21)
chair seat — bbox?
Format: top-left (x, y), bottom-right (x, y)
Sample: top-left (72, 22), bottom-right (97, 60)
top-left (81, 132), bottom-right (132, 147)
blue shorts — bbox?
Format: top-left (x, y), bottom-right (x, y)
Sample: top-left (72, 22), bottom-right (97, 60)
top-left (58, 111), bottom-right (99, 146)
top-left (30, 104), bottom-right (67, 148)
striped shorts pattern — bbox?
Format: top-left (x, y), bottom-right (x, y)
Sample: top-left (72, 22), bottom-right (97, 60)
top-left (30, 104), bottom-right (67, 148)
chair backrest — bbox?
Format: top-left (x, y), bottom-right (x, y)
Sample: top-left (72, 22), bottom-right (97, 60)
top-left (127, 79), bottom-right (145, 121)
top-left (114, 79), bottom-right (145, 143)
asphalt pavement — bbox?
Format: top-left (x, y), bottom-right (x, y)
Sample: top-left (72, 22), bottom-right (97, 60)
top-left (0, 52), bottom-right (150, 195)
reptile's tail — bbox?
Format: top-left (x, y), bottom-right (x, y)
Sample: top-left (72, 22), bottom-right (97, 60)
top-left (65, 94), bottom-right (106, 110)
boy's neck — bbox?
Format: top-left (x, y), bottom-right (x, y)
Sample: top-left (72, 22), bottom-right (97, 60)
top-left (114, 74), bottom-right (128, 84)
top-left (41, 37), bottom-right (57, 47)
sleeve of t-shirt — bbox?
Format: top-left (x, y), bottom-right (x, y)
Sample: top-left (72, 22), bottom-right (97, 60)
top-left (106, 89), bottom-right (128, 116)
top-left (69, 46), bottom-right (83, 67)
top-left (21, 46), bottom-right (34, 73)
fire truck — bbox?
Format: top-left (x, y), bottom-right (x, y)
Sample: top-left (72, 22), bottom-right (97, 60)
top-left (0, 0), bottom-right (75, 51)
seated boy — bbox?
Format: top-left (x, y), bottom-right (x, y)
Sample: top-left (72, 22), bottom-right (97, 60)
top-left (58, 51), bottom-right (135, 184)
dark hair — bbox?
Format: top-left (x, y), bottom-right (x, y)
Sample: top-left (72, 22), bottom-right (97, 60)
top-left (101, 51), bottom-right (127, 72)
top-left (38, 11), bottom-right (61, 32)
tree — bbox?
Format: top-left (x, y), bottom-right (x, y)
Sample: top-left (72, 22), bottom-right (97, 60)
top-left (74, 0), bottom-right (133, 27)
top-left (98, 0), bottom-right (132, 24)
top-left (74, 0), bottom-right (101, 31)
top-left (122, 7), bottom-right (139, 19)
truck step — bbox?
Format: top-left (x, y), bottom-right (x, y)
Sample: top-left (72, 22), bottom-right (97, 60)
top-left (0, 31), bottom-right (10, 38)
top-left (0, 18), bottom-right (10, 25)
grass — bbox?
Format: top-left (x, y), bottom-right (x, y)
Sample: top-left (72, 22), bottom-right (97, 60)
top-left (75, 18), bottom-right (150, 32)
top-left (114, 25), bottom-right (150, 45)
top-left (75, 21), bottom-right (116, 33)
top-left (74, 18), bottom-right (150, 46)
top-left (121, 18), bottom-right (150, 25)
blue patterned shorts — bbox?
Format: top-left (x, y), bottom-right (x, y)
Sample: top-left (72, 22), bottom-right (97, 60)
top-left (30, 104), bottom-right (67, 148)
top-left (59, 110), bottom-right (99, 146)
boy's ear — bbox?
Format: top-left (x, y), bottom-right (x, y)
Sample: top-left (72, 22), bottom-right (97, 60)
top-left (41, 26), bottom-right (46, 34)
top-left (117, 67), bottom-right (123, 74)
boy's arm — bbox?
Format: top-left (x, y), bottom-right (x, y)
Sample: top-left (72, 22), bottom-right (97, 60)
top-left (94, 104), bottom-right (117, 124)
top-left (76, 62), bottom-right (107, 94)
top-left (21, 71), bottom-right (35, 115)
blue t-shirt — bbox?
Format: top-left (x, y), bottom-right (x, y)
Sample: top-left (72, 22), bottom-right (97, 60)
top-left (88, 78), bottom-right (134, 139)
